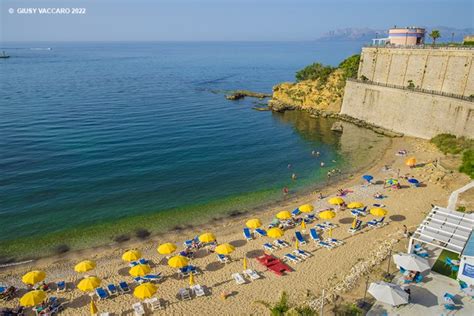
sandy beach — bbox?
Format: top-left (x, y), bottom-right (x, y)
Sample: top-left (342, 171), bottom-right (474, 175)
top-left (1, 136), bottom-right (472, 315)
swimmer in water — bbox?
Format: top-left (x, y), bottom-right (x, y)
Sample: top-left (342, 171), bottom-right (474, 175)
top-left (320, 162), bottom-right (325, 167)
top-left (287, 163), bottom-right (292, 169)
top-left (291, 173), bottom-right (297, 180)
top-left (316, 151), bottom-right (320, 157)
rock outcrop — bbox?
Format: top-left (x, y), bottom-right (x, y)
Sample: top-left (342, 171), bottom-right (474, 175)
top-left (225, 90), bottom-right (271, 100)
top-left (269, 69), bottom-right (345, 113)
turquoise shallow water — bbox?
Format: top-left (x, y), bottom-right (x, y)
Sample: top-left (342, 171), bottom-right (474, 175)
top-left (0, 41), bottom-right (373, 255)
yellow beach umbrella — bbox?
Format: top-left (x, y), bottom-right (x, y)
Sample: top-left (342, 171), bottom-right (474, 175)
top-left (319, 210), bottom-right (336, 220)
top-left (168, 255), bottom-right (189, 268)
top-left (406, 157), bottom-right (417, 167)
top-left (122, 250), bottom-right (142, 262)
top-left (129, 264), bottom-right (151, 277)
top-left (299, 204), bottom-right (314, 213)
top-left (328, 197), bottom-right (345, 205)
top-left (74, 260), bottom-right (96, 273)
top-left (243, 256), bottom-right (247, 270)
top-left (347, 202), bottom-right (364, 209)
top-left (301, 220), bottom-right (307, 230)
top-left (20, 290), bottom-right (46, 307)
top-left (157, 243), bottom-right (177, 255)
top-left (77, 276), bottom-right (101, 292)
top-left (276, 210), bottom-right (292, 220)
top-left (246, 218), bottom-right (262, 229)
top-left (370, 208), bottom-right (388, 217)
top-left (90, 300), bottom-right (98, 315)
top-left (267, 227), bottom-right (284, 238)
top-left (22, 270), bottom-right (46, 285)
top-left (199, 232), bottom-right (216, 243)
top-left (351, 218), bottom-right (358, 229)
top-left (215, 243), bottom-right (235, 255)
top-left (189, 273), bottom-right (195, 286)
top-left (133, 282), bottom-right (157, 300)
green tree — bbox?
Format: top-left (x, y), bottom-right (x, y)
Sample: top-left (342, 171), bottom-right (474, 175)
top-left (429, 30), bottom-right (441, 46)
top-left (295, 63), bottom-right (335, 84)
top-left (256, 291), bottom-right (291, 316)
top-left (338, 54), bottom-right (361, 80)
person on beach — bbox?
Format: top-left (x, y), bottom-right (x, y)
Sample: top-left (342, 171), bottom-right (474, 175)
top-left (318, 192), bottom-right (324, 200)
top-left (283, 187), bottom-right (289, 195)
top-left (403, 225), bottom-right (408, 238)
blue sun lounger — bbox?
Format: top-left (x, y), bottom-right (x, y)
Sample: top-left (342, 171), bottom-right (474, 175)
top-left (142, 274), bottom-right (162, 282)
top-left (95, 287), bottom-right (109, 300)
top-left (292, 208), bottom-right (301, 217)
top-left (295, 231), bottom-right (306, 244)
top-left (284, 253), bottom-right (301, 264)
top-left (56, 281), bottom-right (66, 292)
top-left (243, 228), bottom-right (253, 241)
top-left (348, 220), bottom-right (362, 234)
top-left (107, 284), bottom-right (118, 296)
top-left (255, 228), bottom-right (267, 237)
top-left (310, 228), bottom-right (320, 242)
top-left (119, 281), bottom-right (131, 293)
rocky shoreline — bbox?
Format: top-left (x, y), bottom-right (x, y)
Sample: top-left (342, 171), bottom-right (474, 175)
top-left (267, 99), bottom-right (403, 138)
top-left (225, 90), bottom-right (272, 100)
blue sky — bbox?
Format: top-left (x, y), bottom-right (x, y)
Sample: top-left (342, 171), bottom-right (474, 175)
top-left (1, 0), bottom-right (473, 41)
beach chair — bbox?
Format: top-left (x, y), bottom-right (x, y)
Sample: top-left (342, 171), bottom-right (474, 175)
top-left (323, 222), bottom-right (337, 229)
top-left (263, 243), bottom-right (276, 252)
top-left (119, 281), bottom-right (131, 293)
top-left (142, 274), bottom-right (162, 282)
top-left (326, 238), bottom-right (344, 246)
top-left (95, 287), bottom-right (109, 300)
top-left (145, 297), bottom-right (164, 310)
top-left (304, 214), bottom-right (316, 223)
top-left (293, 249), bottom-right (311, 259)
top-left (284, 253), bottom-right (301, 264)
top-left (319, 241), bottom-right (334, 250)
top-left (443, 293), bottom-right (456, 311)
top-left (274, 239), bottom-right (289, 248)
top-left (255, 228), bottom-right (267, 237)
top-left (129, 261), bottom-right (139, 267)
top-left (367, 219), bottom-right (378, 228)
top-left (138, 258), bottom-right (148, 265)
top-left (106, 284), bottom-right (118, 296)
top-left (232, 273), bottom-right (246, 285)
top-left (100, 313), bottom-right (111, 316)
top-left (132, 302), bottom-right (145, 316)
top-left (217, 254), bottom-right (229, 263)
top-left (56, 281), bottom-right (66, 292)
top-left (191, 284), bottom-right (206, 297)
top-left (292, 208), bottom-right (301, 217)
top-left (243, 228), bottom-right (253, 241)
top-left (134, 277), bottom-right (145, 284)
top-left (243, 269), bottom-right (261, 281)
top-left (315, 223), bottom-right (327, 231)
top-left (348, 220), bottom-right (362, 234)
top-left (310, 228), bottom-right (320, 242)
top-left (295, 231), bottom-right (306, 244)
top-left (178, 288), bottom-right (192, 300)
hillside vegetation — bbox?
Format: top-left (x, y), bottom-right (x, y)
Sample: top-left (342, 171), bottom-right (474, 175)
top-left (270, 55), bottom-right (360, 112)
top-left (430, 134), bottom-right (474, 179)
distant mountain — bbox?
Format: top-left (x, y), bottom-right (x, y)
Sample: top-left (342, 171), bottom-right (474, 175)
top-left (317, 26), bottom-right (474, 42)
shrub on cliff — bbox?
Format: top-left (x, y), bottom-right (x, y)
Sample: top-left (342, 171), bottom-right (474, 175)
top-left (431, 134), bottom-right (474, 179)
top-left (295, 63), bottom-right (335, 85)
top-left (338, 54), bottom-right (360, 79)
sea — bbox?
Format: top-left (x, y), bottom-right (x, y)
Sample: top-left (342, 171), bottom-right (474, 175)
top-left (0, 41), bottom-right (389, 259)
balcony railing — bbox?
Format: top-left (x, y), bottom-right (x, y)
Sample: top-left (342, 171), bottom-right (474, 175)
top-left (363, 44), bottom-right (474, 51)
top-left (347, 78), bottom-right (474, 102)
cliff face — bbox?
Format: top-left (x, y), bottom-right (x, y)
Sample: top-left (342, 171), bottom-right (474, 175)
top-left (270, 69), bottom-right (346, 113)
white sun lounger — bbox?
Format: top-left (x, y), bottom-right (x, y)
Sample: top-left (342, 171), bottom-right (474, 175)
top-left (284, 253), bottom-right (301, 263)
top-left (263, 243), bottom-right (276, 252)
top-left (293, 249), bottom-right (311, 259)
top-left (132, 302), bottom-right (145, 316)
top-left (319, 241), bottom-right (334, 250)
top-left (232, 273), bottom-right (246, 285)
top-left (243, 269), bottom-right (261, 281)
top-left (326, 238), bottom-right (344, 246)
top-left (144, 297), bottom-right (164, 310)
top-left (273, 239), bottom-right (289, 248)
top-left (178, 288), bottom-right (192, 300)
top-left (191, 284), bottom-right (206, 297)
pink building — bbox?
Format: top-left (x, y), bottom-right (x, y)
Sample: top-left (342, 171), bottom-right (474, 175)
top-left (373, 27), bottom-right (425, 46)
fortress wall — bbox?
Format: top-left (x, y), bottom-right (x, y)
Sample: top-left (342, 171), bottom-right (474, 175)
top-left (341, 81), bottom-right (474, 139)
top-left (359, 47), bottom-right (474, 96)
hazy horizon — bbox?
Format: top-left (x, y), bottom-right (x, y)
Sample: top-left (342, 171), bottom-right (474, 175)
top-left (1, 0), bottom-right (473, 42)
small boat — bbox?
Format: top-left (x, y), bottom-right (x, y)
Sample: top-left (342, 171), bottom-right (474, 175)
top-left (0, 51), bottom-right (10, 58)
